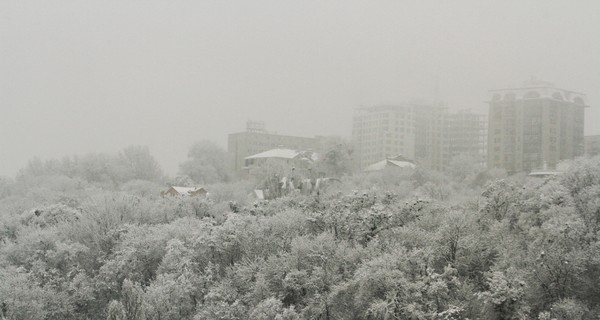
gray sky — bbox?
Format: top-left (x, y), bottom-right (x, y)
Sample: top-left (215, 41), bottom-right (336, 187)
top-left (1, 0), bottom-right (599, 177)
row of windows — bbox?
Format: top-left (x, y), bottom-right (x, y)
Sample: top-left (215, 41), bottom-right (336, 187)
top-left (354, 125), bottom-right (414, 134)
top-left (355, 110), bottom-right (414, 120)
top-left (353, 121), bottom-right (416, 129)
top-left (492, 92), bottom-right (585, 105)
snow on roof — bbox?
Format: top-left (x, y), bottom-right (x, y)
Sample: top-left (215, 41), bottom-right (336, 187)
top-left (245, 148), bottom-right (303, 160)
top-left (388, 160), bottom-right (416, 168)
top-left (364, 160), bottom-right (388, 171)
top-left (254, 189), bottom-right (265, 200)
top-left (528, 171), bottom-right (561, 177)
top-left (171, 186), bottom-right (206, 195)
top-left (364, 156), bottom-right (416, 172)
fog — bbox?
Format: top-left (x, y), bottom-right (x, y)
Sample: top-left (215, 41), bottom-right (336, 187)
top-left (1, 0), bottom-right (599, 177)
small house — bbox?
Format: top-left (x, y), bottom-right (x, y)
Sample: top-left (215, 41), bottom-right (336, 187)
top-left (162, 186), bottom-right (207, 198)
top-left (364, 155), bottom-right (416, 172)
top-left (244, 148), bottom-right (317, 168)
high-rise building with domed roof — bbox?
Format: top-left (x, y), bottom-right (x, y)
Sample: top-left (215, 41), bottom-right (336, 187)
top-left (487, 79), bottom-right (586, 173)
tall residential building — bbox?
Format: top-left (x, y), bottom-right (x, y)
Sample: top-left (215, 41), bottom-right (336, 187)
top-left (352, 103), bottom-right (487, 171)
top-left (447, 109), bottom-right (487, 165)
top-left (228, 121), bottom-right (319, 174)
top-left (352, 105), bottom-right (417, 170)
top-left (487, 80), bottom-right (586, 173)
top-left (414, 103), bottom-right (449, 171)
top-left (353, 102), bottom-right (458, 170)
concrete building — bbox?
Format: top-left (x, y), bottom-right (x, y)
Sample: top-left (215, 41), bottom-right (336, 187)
top-left (487, 80), bottom-right (586, 173)
top-left (584, 135), bottom-right (600, 157)
top-left (414, 103), bottom-right (449, 171)
top-left (352, 105), bottom-right (417, 170)
top-left (228, 121), bottom-right (319, 174)
top-left (352, 103), bottom-right (486, 171)
top-left (447, 109), bottom-right (487, 165)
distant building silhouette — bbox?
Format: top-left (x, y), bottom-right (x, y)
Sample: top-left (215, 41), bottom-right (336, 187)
top-left (352, 105), bottom-right (418, 170)
top-left (414, 103), bottom-right (449, 171)
top-left (487, 79), bottom-right (586, 173)
top-left (352, 104), bottom-right (486, 171)
top-left (447, 109), bottom-right (487, 166)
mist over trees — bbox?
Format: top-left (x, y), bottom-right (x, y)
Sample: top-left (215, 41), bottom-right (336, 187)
top-left (15, 146), bottom-right (164, 187)
top-left (179, 140), bottom-right (231, 185)
top-left (1, 145), bottom-right (599, 319)
top-left (3, 1), bottom-right (599, 318)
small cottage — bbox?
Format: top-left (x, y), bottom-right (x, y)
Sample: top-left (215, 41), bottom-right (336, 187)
top-left (364, 155), bottom-right (416, 172)
top-left (162, 186), bottom-right (207, 198)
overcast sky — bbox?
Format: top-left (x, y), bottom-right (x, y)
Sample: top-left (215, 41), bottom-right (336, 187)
top-left (1, 0), bottom-right (599, 177)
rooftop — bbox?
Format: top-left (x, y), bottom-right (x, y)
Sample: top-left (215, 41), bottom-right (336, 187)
top-left (488, 80), bottom-right (587, 106)
top-left (364, 155), bottom-right (416, 171)
top-left (245, 148), bottom-right (317, 161)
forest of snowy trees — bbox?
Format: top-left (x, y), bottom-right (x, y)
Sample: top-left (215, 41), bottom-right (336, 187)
top-left (1, 144), bottom-right (599, 319)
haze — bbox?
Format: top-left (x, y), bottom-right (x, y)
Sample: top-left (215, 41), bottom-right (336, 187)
top-left (1, 0), bottom-right (599, 177)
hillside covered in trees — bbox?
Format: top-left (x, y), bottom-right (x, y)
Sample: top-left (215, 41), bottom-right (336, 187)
top-left (1, 148), bottom-right (599, 319)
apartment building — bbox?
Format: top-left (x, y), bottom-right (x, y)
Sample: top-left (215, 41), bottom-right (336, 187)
top-left (352, 105), bottom-right (417, 170)
top-left (487, 80), bottom-right (586, 173)
top-left (447, 109), bottom-right (487, 166)
top-left (352, 103), bottom-right (487, 171)
top-left (414, 103), bottom-right (449, 171)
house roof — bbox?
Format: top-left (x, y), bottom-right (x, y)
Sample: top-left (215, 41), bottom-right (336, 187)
top-left (245, 148), bottom-right (304, 160)
top-left (254, 189), bottom-right (265, 200)
top-left (169, 186), bottom-right (206, 195)
top-left (528, 171), bottom-right (561, 177)
top-left (364, 155), bottom-right (416, 172)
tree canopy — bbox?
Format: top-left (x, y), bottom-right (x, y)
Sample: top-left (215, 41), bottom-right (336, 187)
top-left (1, 155), bottom-right (599, 319)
